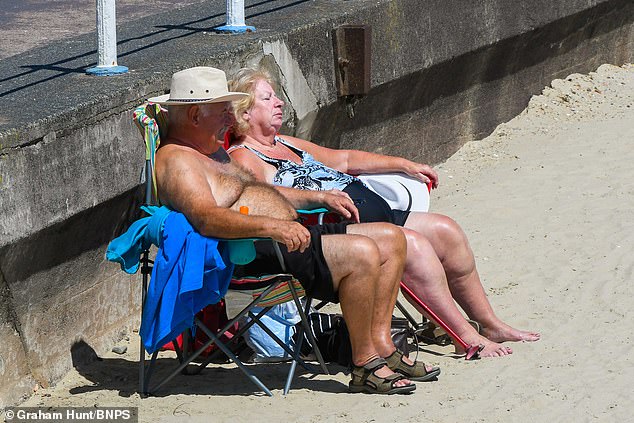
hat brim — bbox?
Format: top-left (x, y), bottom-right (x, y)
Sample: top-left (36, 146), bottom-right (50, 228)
top-left (147, 92), bottom-right (248, 105)
top-left (357, 173), bottom-right (430, 213)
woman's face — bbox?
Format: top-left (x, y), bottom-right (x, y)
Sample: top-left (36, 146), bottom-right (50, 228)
top-left (245, 79), bottom-right (285, 134)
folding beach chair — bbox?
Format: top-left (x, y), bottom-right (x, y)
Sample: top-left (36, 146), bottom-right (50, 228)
top-left (125, 103), bottom-right (328, 396)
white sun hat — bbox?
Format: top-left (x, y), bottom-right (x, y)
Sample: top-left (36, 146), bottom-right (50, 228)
top-left (358, 173), bottom-right (431, 213)
top-left (148, 67), bottom-right (248, 105)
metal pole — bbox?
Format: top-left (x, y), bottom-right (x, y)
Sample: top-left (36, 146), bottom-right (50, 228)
top-left (215, 0), bottom-right (255, 33)
top-left (86, 0), bottom-right (128, 75)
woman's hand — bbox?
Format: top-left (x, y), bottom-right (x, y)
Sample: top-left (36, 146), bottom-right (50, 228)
top-left (401, 161), bottom-right (439, 188)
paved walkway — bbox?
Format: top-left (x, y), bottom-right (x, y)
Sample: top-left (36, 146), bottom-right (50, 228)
top-left (0, 0), bottom-right (313, 139)
top-left (0, 0), bottom-right (206, 60)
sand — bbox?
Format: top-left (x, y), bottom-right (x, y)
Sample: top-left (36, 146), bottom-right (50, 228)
top-left (14, 63), bottom-right (634, 422)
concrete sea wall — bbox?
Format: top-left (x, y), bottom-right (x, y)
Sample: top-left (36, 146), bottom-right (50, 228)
top-left (0, 0), bottom-right (632, 406)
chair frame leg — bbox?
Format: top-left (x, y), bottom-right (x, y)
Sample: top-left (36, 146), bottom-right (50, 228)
top-left (395, 299), bottom-right (431, 333)
top-left (139, 250), bottom-right (150, 396)
top-left (283, 289), bottom-right (330, 394)
top-left (271, 241), bottom-right (330, 394)
top-left (145, 279), bottom-right (284, 396)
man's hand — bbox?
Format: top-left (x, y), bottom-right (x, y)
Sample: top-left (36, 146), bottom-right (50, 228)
top-left (401, 161), bottom-right (439, 189)
top-left (319, 190), bottom-right (360, 223)
top-left (269, 220), bottom-right (311, 253)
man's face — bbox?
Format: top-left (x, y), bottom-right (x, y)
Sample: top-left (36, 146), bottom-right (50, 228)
top-left (198, 102), bottom-right (231, 143)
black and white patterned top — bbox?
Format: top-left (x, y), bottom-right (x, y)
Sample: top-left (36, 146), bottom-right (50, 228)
top-left (229, 136), bottom-right (358, 191)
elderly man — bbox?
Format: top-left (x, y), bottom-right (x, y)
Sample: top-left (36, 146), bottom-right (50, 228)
top-left (149, 66), bottom-right (440, 394)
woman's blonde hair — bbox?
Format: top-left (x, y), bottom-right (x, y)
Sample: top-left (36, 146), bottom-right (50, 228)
top-left (228, 67), bottom-right (276, 137)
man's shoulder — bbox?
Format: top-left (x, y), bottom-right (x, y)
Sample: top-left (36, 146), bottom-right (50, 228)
top-left (157, 144), bottom-right (204, 168)
top-left (157, 143), bottom-right (196, 157)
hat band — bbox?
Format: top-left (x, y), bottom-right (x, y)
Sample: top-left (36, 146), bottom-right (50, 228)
top-left (167, 97), bottom-right (218, 103)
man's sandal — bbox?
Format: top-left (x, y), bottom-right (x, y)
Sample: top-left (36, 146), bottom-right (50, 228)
top-left (385, 349), bottom-right (441, 382)
top-left (349, 358), bottom-right (416, 395)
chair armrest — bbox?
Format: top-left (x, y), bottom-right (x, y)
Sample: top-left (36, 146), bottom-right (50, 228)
top-left (297, 207), bottom-right (329, 214)
top-left (225, 207), bottom-right (329, 265)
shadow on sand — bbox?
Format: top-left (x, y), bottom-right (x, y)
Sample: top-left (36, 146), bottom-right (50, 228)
top-left (69, 340), bottom-right (349, 398)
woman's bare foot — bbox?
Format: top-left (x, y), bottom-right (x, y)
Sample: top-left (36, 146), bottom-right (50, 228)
top-left (455, 334), bottom-right (513, 358)
top-left (481, 323), bottom-right (541, 343)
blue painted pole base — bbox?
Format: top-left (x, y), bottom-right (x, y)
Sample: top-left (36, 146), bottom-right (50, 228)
top-left (214, 24), bottom-right (256, 34)
top-left (86, 65), bottom-right (129, 76)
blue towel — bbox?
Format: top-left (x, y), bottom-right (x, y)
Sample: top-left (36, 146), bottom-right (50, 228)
top-left (106, 205), bottom-right (169, 273)
top-left (107, 207), bottom-right (234, 353)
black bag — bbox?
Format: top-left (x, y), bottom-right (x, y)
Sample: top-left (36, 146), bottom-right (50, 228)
top-left (294, 313), bottom-right (413, 367)
top-left (294, 312), bottom-right (349, 364)
top-left (390, 317), bottom-right (413, 356)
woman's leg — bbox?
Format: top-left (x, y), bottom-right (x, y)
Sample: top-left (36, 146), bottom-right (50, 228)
top-left (403, 212), bottom-right (540, 345)
top-left (400, 227), bottom-right (514, 357)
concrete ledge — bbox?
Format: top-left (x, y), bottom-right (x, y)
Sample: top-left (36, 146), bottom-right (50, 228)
top-left (0, 0), bottom-right (632, 405)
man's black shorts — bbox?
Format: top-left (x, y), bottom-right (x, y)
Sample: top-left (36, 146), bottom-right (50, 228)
top-left (232, 222), bottom-right (350, 303)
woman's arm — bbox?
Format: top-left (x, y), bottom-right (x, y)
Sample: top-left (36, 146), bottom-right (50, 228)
top-left (281, 135), bottom-right (439, 188)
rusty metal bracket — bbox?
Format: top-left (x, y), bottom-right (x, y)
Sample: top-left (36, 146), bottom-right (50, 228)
top-left (332, 24), bottom-right (371, 98)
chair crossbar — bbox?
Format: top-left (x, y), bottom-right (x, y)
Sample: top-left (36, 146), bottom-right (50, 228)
top-left (180, 277), bottom-right (294, 374)
top-left (395, 298), bottom-right (430, 333)
top-left (192, 276), bottom-right (325, 375)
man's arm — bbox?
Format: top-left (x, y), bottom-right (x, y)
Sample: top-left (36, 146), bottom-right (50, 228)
top-left (231, 148), bottom-right (359, 222)
top-left (156, 148), bottom-right (310, 252)
top-left (274, 186), bottom-right (360, 223)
